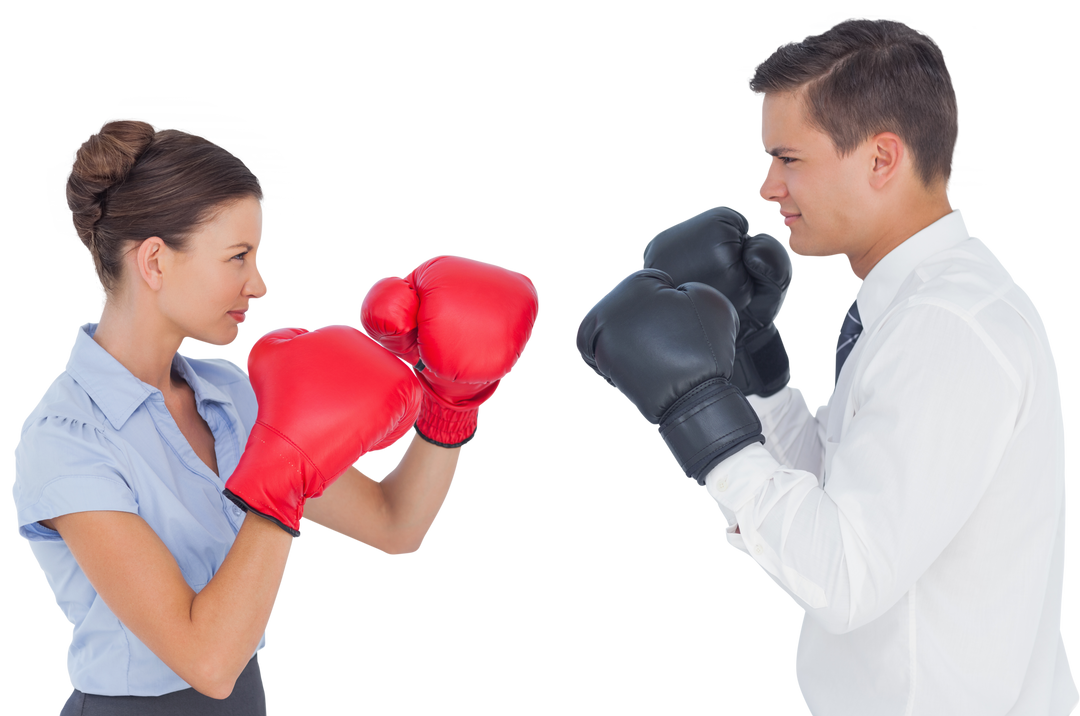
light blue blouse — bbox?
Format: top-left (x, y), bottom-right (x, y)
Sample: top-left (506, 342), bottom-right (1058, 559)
top-left (13, 323), bottom-right (263, 697)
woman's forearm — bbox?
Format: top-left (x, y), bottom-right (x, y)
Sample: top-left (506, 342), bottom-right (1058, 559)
top-left (185, 513), bottom-right (291, 697)
top-left (380, 434), bottom-right (464, 557)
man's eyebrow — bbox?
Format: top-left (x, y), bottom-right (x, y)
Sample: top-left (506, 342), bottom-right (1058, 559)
top-left (766, 146), bottom-right (798, 157)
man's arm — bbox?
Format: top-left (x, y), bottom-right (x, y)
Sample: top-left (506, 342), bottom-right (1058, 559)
top-left (707, 302), bottom-right (1023, 632)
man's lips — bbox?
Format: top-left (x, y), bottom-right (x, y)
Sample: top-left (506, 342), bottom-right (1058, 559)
top-left (781, 211), bottom-right (801, 226)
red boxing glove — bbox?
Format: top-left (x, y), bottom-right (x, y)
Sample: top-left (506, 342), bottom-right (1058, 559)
top-left (224, 326), bottom-right (422, 536)
top-left (361, 256), bottom-right (538, 447)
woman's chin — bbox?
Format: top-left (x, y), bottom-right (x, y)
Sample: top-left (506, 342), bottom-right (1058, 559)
top-left (187, 328), bottom-right (243, 352)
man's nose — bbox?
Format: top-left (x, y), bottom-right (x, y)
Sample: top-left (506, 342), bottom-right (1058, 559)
top-left (760, 161), bottom-right (787, 202)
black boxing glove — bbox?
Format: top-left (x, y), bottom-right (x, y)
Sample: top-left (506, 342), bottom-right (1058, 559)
top-left (644, 207), bottom-right (791, 397)
top-left (577, 269), bottom-right (764, 484)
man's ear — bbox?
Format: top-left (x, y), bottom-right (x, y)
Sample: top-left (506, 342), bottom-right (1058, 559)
top-left (868, 132), bottom-right (904, 189)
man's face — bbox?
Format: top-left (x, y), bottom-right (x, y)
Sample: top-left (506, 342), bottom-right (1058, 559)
top-left (759, 91), bottom-right (872, 258)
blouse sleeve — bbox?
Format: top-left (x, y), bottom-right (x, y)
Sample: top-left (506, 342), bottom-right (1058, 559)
top-left (13, 414), bottom-right (138, 542)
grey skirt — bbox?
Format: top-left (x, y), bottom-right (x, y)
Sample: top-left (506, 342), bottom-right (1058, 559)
top-left (60, 655), bottom-right (265, 716)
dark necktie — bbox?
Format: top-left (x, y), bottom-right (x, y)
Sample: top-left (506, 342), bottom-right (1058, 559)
top-left (835, 300), bottom-right (863, 384)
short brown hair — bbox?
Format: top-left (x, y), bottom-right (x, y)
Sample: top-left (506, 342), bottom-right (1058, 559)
top-left (750, 19), bottom-right (957, 187)
top-left (67, 121), bottom-right (262, 291)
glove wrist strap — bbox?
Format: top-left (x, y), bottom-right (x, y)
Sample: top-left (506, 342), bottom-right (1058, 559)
top-left (658, 379), bottom-right (764, 484)
top-left (733, 325), bottom-right (789, 397)
top-left (415, 392), bottom-right (478, 448)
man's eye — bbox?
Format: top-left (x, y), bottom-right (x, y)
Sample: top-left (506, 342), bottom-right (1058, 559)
top-left (780, 156), bottom-right (797, 165)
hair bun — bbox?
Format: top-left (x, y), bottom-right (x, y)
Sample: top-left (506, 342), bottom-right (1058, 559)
top-left (67, 120), bottom-right (156, 245)
top-left (66, 120), bottom-right (261, 291)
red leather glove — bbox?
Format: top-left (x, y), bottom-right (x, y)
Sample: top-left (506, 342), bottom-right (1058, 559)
top-left (224, 326), bottom-right (422, 536)
top-left (361, 256), bottom-right (538, 447)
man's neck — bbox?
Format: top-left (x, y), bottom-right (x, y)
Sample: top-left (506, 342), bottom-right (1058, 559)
top-left (848, 192), bottom-right (953, 280)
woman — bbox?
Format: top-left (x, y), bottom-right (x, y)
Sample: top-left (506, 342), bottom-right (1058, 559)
top-left (13, 121), bottom-right (537, 714)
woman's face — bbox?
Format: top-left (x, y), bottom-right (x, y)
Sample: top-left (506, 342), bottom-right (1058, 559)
top-left (157, 195), bottom-right (266, 345)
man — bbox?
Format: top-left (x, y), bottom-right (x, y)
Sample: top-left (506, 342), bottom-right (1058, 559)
top-left (579, 19), bottom-right (1075, 714)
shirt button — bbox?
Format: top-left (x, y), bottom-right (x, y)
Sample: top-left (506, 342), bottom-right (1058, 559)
top-left (715, 479), bottom-right (728, 492)
top-left (754, 544), bottom-right (764, 556)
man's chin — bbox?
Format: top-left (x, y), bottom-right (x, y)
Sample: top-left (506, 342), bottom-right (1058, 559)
top-left (790, 239), bottom-right (838, 262)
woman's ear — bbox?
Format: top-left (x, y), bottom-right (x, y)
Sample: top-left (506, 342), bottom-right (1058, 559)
top-left (135, 237), bottom-right (168, 291)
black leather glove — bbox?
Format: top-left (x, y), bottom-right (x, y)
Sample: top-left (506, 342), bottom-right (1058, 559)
top-left (644, 207), bottom-right (791, 397)
top-left (577, 269), bottom-right (764, 484)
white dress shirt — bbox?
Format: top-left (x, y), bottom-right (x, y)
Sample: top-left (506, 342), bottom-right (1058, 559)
top-left (706, 212), bottom-right (1077, 715)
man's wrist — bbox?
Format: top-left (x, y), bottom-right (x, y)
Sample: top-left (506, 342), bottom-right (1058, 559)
top-left (658, 380), bottom-right (764, 484)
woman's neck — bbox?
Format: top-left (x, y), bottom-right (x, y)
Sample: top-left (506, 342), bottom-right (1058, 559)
top-left (92, 298), bottom-right (187, 397)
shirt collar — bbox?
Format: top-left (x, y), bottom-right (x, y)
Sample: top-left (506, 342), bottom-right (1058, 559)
top-left (856, 210), bottom-right (970, 330)
top-left (66, 323), bottom-right (235, 431)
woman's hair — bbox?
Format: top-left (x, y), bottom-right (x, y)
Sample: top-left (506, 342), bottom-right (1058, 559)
top-left (750, 19), bottom-right (957, 189)
top-left (66, 121), bottom-right (263, 291)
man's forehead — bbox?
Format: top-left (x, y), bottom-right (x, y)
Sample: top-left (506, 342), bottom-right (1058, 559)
top-left (760, 92), bottom-right (803, 154)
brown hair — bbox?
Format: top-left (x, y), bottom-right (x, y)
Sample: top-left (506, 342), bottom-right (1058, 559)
top-left (66, 121), bottom-right (263, 291)
top-left (750, 19), bottom-right (957, 188)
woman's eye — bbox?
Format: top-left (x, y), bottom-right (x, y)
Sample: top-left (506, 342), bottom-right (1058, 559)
top-left (232, 251), bottom-right (248, 261)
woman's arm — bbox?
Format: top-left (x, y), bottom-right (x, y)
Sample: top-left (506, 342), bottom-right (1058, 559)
top-left (302, 434), bottom-right (459, 553)
top-left (380, 431), bottom-right (464, 552)
top-left (49, 510), bottom-right (290, 699)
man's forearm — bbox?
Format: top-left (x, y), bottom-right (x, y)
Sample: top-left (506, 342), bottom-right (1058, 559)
top-left (380, 431), bottom-right (464, 552)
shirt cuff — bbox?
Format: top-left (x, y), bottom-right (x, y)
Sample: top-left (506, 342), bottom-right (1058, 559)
top-left (703, 442), bottom-right (778, 512)
top-left (704, 444), bottom-right (829, 609)
top-left (708, 442), bottom-right (777, 565)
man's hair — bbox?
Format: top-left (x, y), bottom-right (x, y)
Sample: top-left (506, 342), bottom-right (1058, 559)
top-left (750, 19), bottom-right (957, 188)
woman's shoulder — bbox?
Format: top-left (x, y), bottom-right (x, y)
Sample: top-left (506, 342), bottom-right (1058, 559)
top-left (15, 372), bottom-right (137, 539)
top-left (17, 367), bottom-right (124, 471)
top-left (16, 365), bottom-right (119, 472)
top-left (20, 369), bottom-right (108, 437)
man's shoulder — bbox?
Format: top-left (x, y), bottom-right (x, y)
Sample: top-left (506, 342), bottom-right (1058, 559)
top-left (896, 237), bottom-right (1044, 325)
top-left (908, 238), bottom-right (1011, 299)
top-left (889, 237), bottom-right (1053, 374)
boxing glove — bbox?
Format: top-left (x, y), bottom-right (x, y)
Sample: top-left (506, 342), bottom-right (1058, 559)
top-left (362, 256), bottom-right (538, 448)
top-left (644, 207), bottom-right (791, 396)
top-left (577, 269), bottom-right (764, 484)
top-left (223, 326), bottom-right (422, 536)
